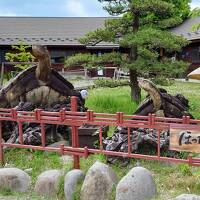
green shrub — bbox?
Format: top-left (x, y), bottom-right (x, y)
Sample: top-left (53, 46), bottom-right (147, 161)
top-left (94, 78), bottom-right (129, 88)
top-left (151, 76), bottom-right (174, 86)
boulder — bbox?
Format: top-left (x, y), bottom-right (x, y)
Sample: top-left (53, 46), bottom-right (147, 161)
top-left (81, 161), bottom-right (118, 200)
top-left (115, 167), bottom-right (156, 200)
top-left (0, 168), bottom-right (31, 192)
top-left (34, 169), bottom-right (62, 196)
top-left (173, 194), bottom-right (200, 200)
top-left (64, 169), bottom-right (84, 200)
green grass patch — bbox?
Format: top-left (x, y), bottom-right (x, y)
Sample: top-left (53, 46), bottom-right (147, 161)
top-left (86, 86), bottom-right (138, 114)
top-left (4, 149), bottom-right (63, 183)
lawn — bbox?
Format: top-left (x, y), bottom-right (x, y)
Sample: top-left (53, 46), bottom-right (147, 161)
top-left (86, 80), bottom-right (200, 118)
top-left (1, 80), bottom-right (200, 200)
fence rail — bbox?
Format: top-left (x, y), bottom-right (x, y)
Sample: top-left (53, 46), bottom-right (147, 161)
top-left (0, 96), bottom-right (199, 168)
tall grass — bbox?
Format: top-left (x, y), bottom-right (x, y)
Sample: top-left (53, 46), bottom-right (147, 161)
top-left (86, 86), bottom-right (138, 114)
top-left (86, 81), bottom-right (200, 119)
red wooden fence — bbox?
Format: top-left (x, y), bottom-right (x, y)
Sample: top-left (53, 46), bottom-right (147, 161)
top-left (0, 96), bottom-right (199, 168)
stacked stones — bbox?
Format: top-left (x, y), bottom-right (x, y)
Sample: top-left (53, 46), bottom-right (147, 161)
top-left (3, 97), bottom-right (87, 146)
top-left (104, 127), bottom-right (170, 163)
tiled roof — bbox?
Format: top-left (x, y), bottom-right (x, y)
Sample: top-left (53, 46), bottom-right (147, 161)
top-left (1, 16), bottom-right (198, 47)
top-left (0, 17), bottom-right (119, 47)
top-left (171, 17), bottom-right (200, 41)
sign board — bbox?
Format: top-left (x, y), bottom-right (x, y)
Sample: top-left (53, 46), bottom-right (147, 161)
top-left (97, 69), bottom-right (103, 76)
top-left (170, 124), bottom-right (200, 153)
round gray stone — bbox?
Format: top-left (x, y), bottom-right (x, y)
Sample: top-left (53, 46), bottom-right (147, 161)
top-left (173, 194), bottom-right (200, 200)
top-left (64, 169), bottom-right (84, 200)
top-left (34, 169), bottom-right (62, 196)
top-left (0, 168), bottom-right (31, 192)
top-left (81, 161), bottom-right (118, 200)
top-left (115, 166), bottom-right (157, 200)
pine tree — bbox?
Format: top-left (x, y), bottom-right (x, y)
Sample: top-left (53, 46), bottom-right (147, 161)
top-left (5, 41), bottom-right (34, 71)
top-left (66, 0), bottom-right (190, 102)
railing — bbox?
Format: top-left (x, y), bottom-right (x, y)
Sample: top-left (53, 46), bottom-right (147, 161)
top-left (0, 96), bottom-right (199, 169)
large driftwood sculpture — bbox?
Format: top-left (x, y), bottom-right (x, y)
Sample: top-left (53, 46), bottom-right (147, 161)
top-left (1, 45), bottom-right (87, 146)
top-left (32, 45), bottom-right (51, 82)
top-left (135, 79), bottom-right (193, 118)
top-left (103, 79), bottom-right (193, 164)
top-left (0, 45), bottom-right (79, 108)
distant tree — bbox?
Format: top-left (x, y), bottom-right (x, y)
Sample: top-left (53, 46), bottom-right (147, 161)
top-left (66, 0), bottom-right (189, 102)
top-left (65, 52), bottom-right (122, 69)
top-left (189, 7), bottom-right (200, 31)
top-left (65, 52), bottom-right (124, 79)
top-left (5, 41), bottom-right (35, 71)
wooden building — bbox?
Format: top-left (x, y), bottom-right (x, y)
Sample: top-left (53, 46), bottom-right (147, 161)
top-left (171, 16), bottom-right (200, 73)
top-left (0, 16), bottom-right (200, 76)
top-left (0, 17), bottom-right (121, 77)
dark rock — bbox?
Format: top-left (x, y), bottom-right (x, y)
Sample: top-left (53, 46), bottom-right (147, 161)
top-left (104, 127), bottom-right (171, 164)
top-left (23, 127), bottom-right (41, 145)
top-left (16, 102), bottom-right (35, 111)
top-left (2, 97), bottom-right (87, 146)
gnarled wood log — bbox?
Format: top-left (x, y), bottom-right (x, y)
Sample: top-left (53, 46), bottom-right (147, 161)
top-left (135, 79), bottom-right (193, 118)
top-left (0, 45), bottom-right (79, 108)
top-left (32, 45), bottom-right (51, 82)
top-left (0, 45), bottom-right (90, 147)
top-left (104, 79), bottom-right (193, 164)
top-left (138, 79), bottom-right (162, 112)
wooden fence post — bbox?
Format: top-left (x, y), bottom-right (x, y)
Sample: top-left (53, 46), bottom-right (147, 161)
top-left (71, 96), bottom-right (80, 169)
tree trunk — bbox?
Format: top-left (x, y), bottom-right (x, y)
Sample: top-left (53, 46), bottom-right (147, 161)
top-left (129, 12), bottom-right (141, 102)
top-left (129, 69), bottom-right (141, 102)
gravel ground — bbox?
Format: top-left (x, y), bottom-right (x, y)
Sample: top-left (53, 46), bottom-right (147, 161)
top-left (73, 79), bottom-right (95, 89)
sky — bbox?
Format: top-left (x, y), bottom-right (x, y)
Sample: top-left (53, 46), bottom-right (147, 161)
top-left (0, 0), bottom-right (199, 17)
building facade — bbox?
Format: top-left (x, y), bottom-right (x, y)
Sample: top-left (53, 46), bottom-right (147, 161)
top-left (171, 16), bottom-right (200, 73)
top-left (0, 17), bottom-right (123, 77)
top-left (0, 16), bottom-right (200, 76)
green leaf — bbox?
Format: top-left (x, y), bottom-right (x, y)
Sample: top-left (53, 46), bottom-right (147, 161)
top-left (5, 40), bottom-right (35, 72)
